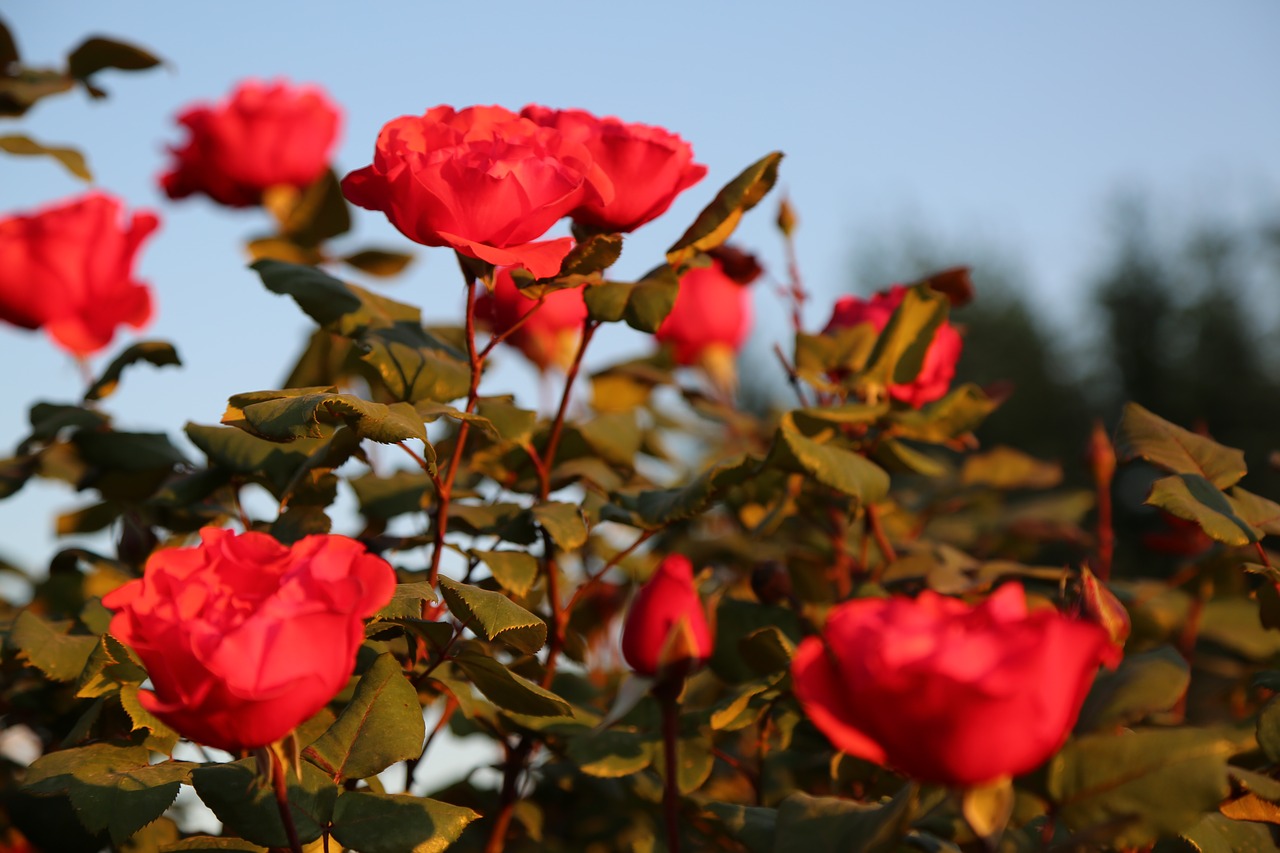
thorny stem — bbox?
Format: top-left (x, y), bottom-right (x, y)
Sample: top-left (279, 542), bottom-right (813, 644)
top-left (429, 276), bottom-right (485, 585)
top-left (268, 748), bottom-right (304, 853)
top-left (541, 319), bottom-right (598, 483)
top-left (865, 503), bottom-right (897, 576)
top-left (564, 529), bottom-right (654, 619)
top-left (540, 528), bottom-right (564, 688)
top-left (657, 679), bottom-right (684, 853)
top-left (477, 294), bottom-right (548, 359)
top-left (484, 739), bottom-right (535, 853)
top-left (781, 225), bottom-right (808, 334)
top-left (772, 343), bottom-right (810, 408)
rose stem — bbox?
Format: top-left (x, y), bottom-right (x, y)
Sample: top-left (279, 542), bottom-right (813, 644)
top-left (1087, 421), bottom-right (1116, 581)
top-left (269, 748), bottom-right (304, 853)
top-left (780, 214), bottom-right (807, 335)
top-left (866, 503), bottom-right (897, 578)
top-left (485, 317), bottom-right (602, 850)
top-left (484, 739), bottom-right (535, 853)
top-left (428, 272), bottom-right (485, 586)
top-left (657, 679), bottom-right (683, 853)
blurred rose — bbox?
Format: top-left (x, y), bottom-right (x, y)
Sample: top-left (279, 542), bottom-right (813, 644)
top-left (824, 284), bottom-right (963, 407)
top-left (161, 79), bottom-right (341, 207)
top-left (621, 555), bottom-right (713, 678)
top-left (791, 583), bottom-right (1111, 786)
top-left (520, 106), bottom-right (705, 233)
top-left (0, 192), bottom-right (157, 356)
top-left (103, 527), bottom-right (395, 752)
top-left (1142, 511), bottom-right (1214, 557)
top-left (476, 266), bottom-right (587, 372)
top-left (655, 257), bottom-right (754, 388)
top-left (342, 105), bottom-right (612, 278)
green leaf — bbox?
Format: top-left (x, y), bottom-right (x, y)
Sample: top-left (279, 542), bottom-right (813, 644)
top-left (192, 759), bottom-right (337, 848)
top-left (604, 454), bottom-right (760, 529)
top-left (374, 582), bottom-right (440, 621)
top-left (773, 786), bottom-right (914, 853)
top-left (350, 470), bottom-right (434, 520)
top-left (330, 790), bottom-right (478, 853)
top-left (160, 838), bottom-right (267, 851)
top-left (185, 422), bottom-right (354, 498)
top-left (532, 502), bottom-right (588, 551)
top-left (858, 283), bottom-right (950, 391)
top-left (585, 266), bottom-right (680, 332)
top-left (73, 430), bottom-right (189, 472)
top-left (738, 626), bottom-right (795, 676)
top-left (565, 728), bottom-right (655, 778)
top-left (0, 67), bottom-right (74, 117)
top-left (1179, 813), bottom-right (1279, 853)
top-left (224, 387), bottom-right (429, 447)
top-left (24, 744), bottom-right (193, 845)
top-left (343, 248), bottom-right (414, 277)
top-left (451, 647), bottom-right (571, 717)
top-left (475, 550), bottom-right (539, 597)
top-left (84, 341), bottom-right (181, 402)
top-left (10, 610), bottom-right (97, 681)
top-left (1145, 474), bottom-right (1260, 546)
top-left (1115, 402), bottom-right (1247, 488)
top-left (0, 133), bottom-right (91, 180)
top-left (1075, 645), bottom-right (1190, 733)
top-left (768, 414), bottom-right (890, 505)
top-left (475, 397), bottom-right (538, 445)
top-left (667, 152), bottom-right (784, 266)
top-left (305, 653), bottom-right (426, 781)
top-left (884, 383), bottom-right (1000, 443)
top-left (66, 36), bottom-right (162, 80)
top-left (438, 577), bottom-right (546, 653)
top-left (0, 19), bottom-right (18, 66)
top-left (960, 446), bottom-right (1063, 490)
top-left (705, 802), bottom-right (775, 853)
top-left (515, 231), bottom-right (624, 296)
top-left (254, 261), bottom-right (468, 403)
top-left (1229, 486), bottom-right (1280, 537)
top-left (1047, 727), bottom-right (1246, 848)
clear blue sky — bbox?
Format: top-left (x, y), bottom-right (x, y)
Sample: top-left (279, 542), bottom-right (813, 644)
top-left (1, 1), bottom-right (1277, 573)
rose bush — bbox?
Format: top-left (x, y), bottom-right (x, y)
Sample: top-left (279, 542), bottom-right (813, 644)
top-left (342, 105), bottom-right (612, 278)
top-left (476, 265), bottom-right (587, 371)
top-left (520, 106), bottom-right (706, 233)
top-left (102, 527), bottom-right (395, 752)
top-left (0, 191), bottom-right (158, 356)
top-left (824, 284), bottom-right (963, 407)
top-left (160, 79), bottom-right (341, 208)
top-left (620, 555), bottom-right (714, 678)
top-left (791, 583), bottom-right (1112, 786)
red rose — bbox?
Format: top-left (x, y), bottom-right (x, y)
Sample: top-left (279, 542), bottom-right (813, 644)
top-left (791, 584), bottom-right (1111, 786)
top-left (655, 258), bottom-right (754, 367)
top-left (102, 527), bottom-right (395, 752)
top-left (621, 555), bottom-right (714, 678)
top-left (342, 105), bottom-right (612, 278)
top-left (824, 284), bottom-right (963, 407)
top-left (0, 192), bottom-right (157, 357)
top-left (520, 106), bottom-right (706, 233)
top-left (161, 79), bottom-right (341, 207)
top-left (476, 266), bottom-right (587, 372)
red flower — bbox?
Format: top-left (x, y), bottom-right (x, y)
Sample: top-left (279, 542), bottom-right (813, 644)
top-left (621, 555), bottom-right (714, 678)
top-left (0, 192), bottom-right (157, 356)
top-left (824, 284), bottom-right (963, 407)
top-left (476, 266), bottom-right (587, 372)
top-left (520, 106), bottom-right (705, 233)
top-left (103, 527), bottom-right (395, 752)
top-left (161, 79), bottom-right (341, 208)
top-left (342, 105), bottom-right (612, 278)
top-left (655, 258), bottom-right (754, 368)
top-left (791, 584), bottom-right (1111, 787)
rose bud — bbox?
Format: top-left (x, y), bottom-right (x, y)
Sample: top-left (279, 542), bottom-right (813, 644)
top-left (103, 527), bottom-right (395, 752)
top-left (621, 555), bottom-right (714, 679)
top-left (655, 257), bottom-right (754, 391)
top-left (1079, 566), bottom-right (1130, 666)
top-left (520, 105), bottom-right (706, 233)
top-left (343, 105), bottom-right (613, 278)
top-left (475, 266), bottom-right (587, 372)
top-left (791, 583), bottom-right (1111, 787)
top-left (0, 192), bottom-right (157, 356)
top-left (161, 79), bottom-right (341, 208)
top-left (824, 284), bottom-right (963, 408)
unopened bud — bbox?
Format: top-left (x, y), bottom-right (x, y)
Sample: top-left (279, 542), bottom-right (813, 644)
top-left (776, 197), bottom-right (798, 238)
top-left (1086, 420), bottom-right (1116, 485)
top-left (1080, 566), bottom-right (1129, 667)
